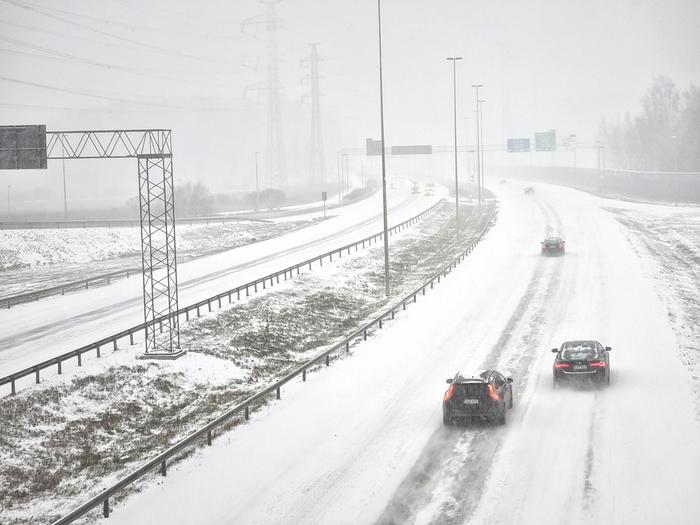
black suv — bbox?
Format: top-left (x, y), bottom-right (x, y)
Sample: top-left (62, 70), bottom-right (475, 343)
top-left (552, 340), bottom-right (611, 386)
top-left (442, 370), bottom-right (514, 426)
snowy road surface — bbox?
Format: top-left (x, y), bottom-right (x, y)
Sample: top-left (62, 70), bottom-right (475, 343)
top-left (0, 187), bottom-right (436, 375)
top-left (107, 182), bottom-right (700, 525)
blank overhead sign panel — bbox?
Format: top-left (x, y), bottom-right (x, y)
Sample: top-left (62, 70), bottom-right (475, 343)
top-left (0, 125), bottom-right (47, 169)
top-left (391, 145), bottom-right (432, 155)
top-left (366, 138), bottom-right (383, 156)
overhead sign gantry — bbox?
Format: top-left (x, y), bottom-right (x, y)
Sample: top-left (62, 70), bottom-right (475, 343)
top-left (0, 125), bottom-right (182, 358)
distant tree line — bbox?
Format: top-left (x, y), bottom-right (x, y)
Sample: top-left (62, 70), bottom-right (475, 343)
top-left (599, 76), bottom-right (700, 172)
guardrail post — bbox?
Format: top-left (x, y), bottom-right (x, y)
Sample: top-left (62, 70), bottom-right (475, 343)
top-left (185, 309), bottom-right (190, 321)
top-left (413, 294), bottom-right (417, 303)
top-left (363, 330), bottom-right (367, 341)
top-left (263, 280), bottom-right (266, 289)
top-left (308, 262), bottom-right (311, 270)
top-left (77, 353), bottom-right (82, 367)
top-left (218, 297), bottom-right (222, 308)
top-left (431, 280), bottom-right (434, 289)
top-left (422, 287), bottom-right (426, 295)
top-left (103, 498), bottom-right (110, 518)
top-left (320, 257), bottom-right (323, 267)
top-left (325, 354), bottom-right (330, 366)
top-left (96, 345), bottom-right (101, 358)
top-left (130, 332), bottom-right (134, 345)
top-left (245, 406), bottom-right (249, 420)
top-left (254, 283), bottom-right (258, 292)
top-left (35, 369), bottom-right (40, 384)
top-left (237, 289), bottom-right (241, 300)
top-left (330, 253), bottom-right (333, 262)
top-left (161, 461), bottom-right (167, 476)
top-left (276, 275), bottom-right (280, 284)
top-left (58, 360), bottom-right (62, 374)
top-left (208, 301), bottom-right (212, 312)
top-left (391, 310), bottom-right (395, 320)
top-left (246, 286), bottom-right (250, 297)
top-left (302, 369), bottom-right (307, 382)
top-left (438, 275), bottom-right (441, 283)
top-left (402, 301), bottom-right (406, 311)
top-left (207, 430), bottom-right (212, 446)
top-left (379, 319), bottom-right (383, 329)
top-left (11, 379), bottom-right (16, 395)
top-left (228, 292), bottom-right (232, 303)
top-left (196, 306), bottom-right (201, 317)
top-left (276, 387), bottom-right (281, 400)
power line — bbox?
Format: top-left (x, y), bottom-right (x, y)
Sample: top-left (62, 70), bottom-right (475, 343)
top-left (1, 0), bottom-right (241, 68)
top-left (0, 74), bottom-right (236, 111)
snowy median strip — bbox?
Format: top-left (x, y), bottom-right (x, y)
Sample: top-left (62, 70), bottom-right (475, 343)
top-left (40, 203), bottom-right (497, 525)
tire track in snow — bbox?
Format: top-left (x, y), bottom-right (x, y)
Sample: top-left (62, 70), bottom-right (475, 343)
top-left (374, 198), bottom-right (565, 525)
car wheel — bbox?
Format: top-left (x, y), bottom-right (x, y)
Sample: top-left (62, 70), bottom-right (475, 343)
top-left (498, 406), bottom-right (506, 426)
top-left (443, 412), bottom-right (453, 426)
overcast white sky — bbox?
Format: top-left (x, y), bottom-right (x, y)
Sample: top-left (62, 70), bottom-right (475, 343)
top-left (1, 0), bottom-right (699, 207)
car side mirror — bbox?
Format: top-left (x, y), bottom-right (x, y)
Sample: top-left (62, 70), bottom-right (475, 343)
top-left (446, 378), bottom-right (453, 384)
top-left (605, 346), bottom-right (611, 352)
top-left (507, 377), bottom-right (513, 383)
top-left (551, 348), bottom-right (559, 353)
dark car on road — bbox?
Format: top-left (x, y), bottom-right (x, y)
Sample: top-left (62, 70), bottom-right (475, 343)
top-left (552, 340), bottom-right (611, 387)
top-left (541, 236), bottom-right (566, 256)
top-left (443, 370), bottom-right (513, 426)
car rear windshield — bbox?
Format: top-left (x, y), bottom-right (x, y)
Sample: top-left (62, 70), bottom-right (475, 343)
top-left (561, 342), bottom-right (598, 360)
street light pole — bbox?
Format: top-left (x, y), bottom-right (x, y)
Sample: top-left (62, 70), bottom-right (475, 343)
top-left (377, 0), bottom-right (390, 297)
top-left (254, 151), bottom-right (260, 211)
top-left (478, 98), bottom-right (486, 196)
top-left (446, 56), bottom-right (462, 238)
top-left (472, 84), bottom-right (483, 206)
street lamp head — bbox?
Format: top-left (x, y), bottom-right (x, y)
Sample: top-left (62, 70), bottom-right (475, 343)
top-left (472, 84), bottom-right (483, 88)
top-left (446, 57), bottom-right (463, 61)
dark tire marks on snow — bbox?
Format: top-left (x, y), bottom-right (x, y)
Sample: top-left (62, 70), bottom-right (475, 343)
top-left (375, 200), bottom-right (566, 525)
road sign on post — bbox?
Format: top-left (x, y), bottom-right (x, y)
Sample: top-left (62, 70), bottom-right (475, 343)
top-left (507, 138), bottom-right (530, 152)
top-left (535, 130), bottom-right (557, 152)
top-left (0, 125), bottom-right (47, 169)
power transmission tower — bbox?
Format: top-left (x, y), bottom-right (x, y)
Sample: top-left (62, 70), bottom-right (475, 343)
top-left (302, 43), bottom-right (325, 186)
top-left (241, 0), bottom-right (286, 189)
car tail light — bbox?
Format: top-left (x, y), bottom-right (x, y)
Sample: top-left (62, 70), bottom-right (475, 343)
top-left (554, 362), bottom-right (571, 369)
top-left (487, 384), bottom-right (500, 401)
top-left (590, 361), bottom-right (607, 368)
top-left (443, 384), bottom-right (455, 401)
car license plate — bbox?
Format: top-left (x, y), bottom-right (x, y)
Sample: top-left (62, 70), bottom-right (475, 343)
top-left (573, 365), bottom-right (587, 371)
top-left (464, 399), bottom-right (479, 405)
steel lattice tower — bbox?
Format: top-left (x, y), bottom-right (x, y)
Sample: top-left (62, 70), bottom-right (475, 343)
top-left (263, 0), bottom-right (285, 188)
top-left (303, 43), bottom-right (325, 186)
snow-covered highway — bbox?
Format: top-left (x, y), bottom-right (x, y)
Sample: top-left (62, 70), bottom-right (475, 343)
top-left (104, 181), bottom-right (700, 525)
top-left (0, 186), bottom-right (438, 376)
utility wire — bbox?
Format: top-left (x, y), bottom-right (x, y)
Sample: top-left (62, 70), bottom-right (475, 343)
top-left (1, 0), bottom-right (241, 68)
top-left (0, 74), bottom-right (237, 111)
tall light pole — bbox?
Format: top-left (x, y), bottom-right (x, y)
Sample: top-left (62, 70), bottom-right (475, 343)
top-left (377, 0), bottom-right (390, 297)
top-left (446, 56), bottom-right (462, 237)
top-left (254, 151), bottom-right (260, 211)
top-left (472, 84), bottom-right (483, 206)
top-left (478, 98), bottom-right (486, 197)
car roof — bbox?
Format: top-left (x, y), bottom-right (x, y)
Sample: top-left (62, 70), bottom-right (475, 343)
top-left (544, 236), bottom-right (563, 241)
top-left (562, 340), bottom-right (598, 347)
top-left (453, 370), bottom-right (499, 383)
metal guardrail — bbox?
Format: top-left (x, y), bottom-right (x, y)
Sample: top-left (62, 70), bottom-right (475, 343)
top-left (0, 214), bottom-right (269, 230)
top-left (49, 203), bottom-right (497, 525)
top-left (0, 200), bottom-right (444, 396)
